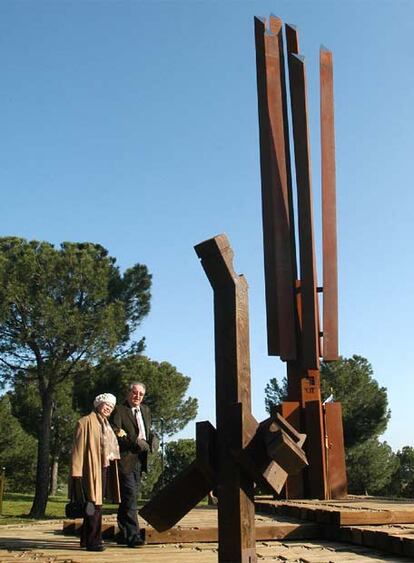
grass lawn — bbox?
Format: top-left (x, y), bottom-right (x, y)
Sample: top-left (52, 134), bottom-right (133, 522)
top-left (0, 492), bottom-right (120, 525)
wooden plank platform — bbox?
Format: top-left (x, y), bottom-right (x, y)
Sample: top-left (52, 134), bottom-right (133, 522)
top-left (63, 505), bottom-right (322, 543)
top-left (0, 513), bottom-right (410, 563)
top-left (327, 523), bottom-right (414, 559)
top-left (3, 500), bottom-right (414, 562)
top-left (256, 496), bottom-right (414, 526)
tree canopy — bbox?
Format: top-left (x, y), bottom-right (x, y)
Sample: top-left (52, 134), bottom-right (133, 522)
top-left (264, 377), bottom-right (287, 416)
top-left (320, 355), bottom-right (390, 448)
top-left (74, 355), bottom-right (198, 436)
top-left (0, 238), bottom-right (151, 377)
top-left (163, 439), bottom-right (196, 483)
top-left (263, 355), bottom-right (396, 496)
top-left (264, 356), bottom-right (390, 450)
top-left (346, 438), bottom-right (399, 495)
top-left (388, 447), bottom-right (414, 498)
top-left (0, 394), bottom-right (37, 492)
top-left (0, 237), bottom-right (152, 516)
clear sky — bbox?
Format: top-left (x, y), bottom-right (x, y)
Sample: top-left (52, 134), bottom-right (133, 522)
top-left (0, 0), bottom-right (412, 451)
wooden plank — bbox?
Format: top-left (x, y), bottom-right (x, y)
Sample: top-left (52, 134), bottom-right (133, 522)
top-left (62, 519), bottom-right (82, 534)
top-left (63, 519), bottom-right (117, 536)
top-left (389, 533), bottom-right (405, 555)
top-left (320, 46), bottom-right (338, 360)
top-left (401, 536), bottom-right (414, 557)
top-left (374, 530), bottom-right (403, 554)
top-left (11, 512), bottom-right (414, 563)
top-left (257, 499), bottom-right (414, 527)
top-left (144, 522), bottom-right (322, 543)
top-left (254, 17), bottom-right (297, 360)
top-left (288, 52), bottom-right (320, 370)
top-left (145, 526), bottom-right (219, 544)
top-left (339, 510), bottom-right (414, 526)
top-left (337, 526), bottom-right (405, 556)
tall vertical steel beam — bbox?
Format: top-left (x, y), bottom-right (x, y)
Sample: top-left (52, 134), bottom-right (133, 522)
top-left (254, 17), bottom-right (297, 361)
top-left (285, 23), bottom-right (299, 57)
top-left (288, 53), bottom-right (320, 370)
top-left (195, 235), bottom-right (256, 563)
top-left (320, 47), bottom-right (339, 361)
top-left (269, 15), bottom-right (298, 282)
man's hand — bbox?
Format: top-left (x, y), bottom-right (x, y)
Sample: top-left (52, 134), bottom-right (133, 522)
top-left (136, 438), bottom-right (150, 452)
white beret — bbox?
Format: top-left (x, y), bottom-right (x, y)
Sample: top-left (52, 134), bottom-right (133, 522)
top-left (93, 393), bottom-right (116, 409)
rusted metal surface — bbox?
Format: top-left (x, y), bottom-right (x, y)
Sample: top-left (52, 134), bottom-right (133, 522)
top-left (139, 459), bottom-right (214, 532)
top-left (324, 402), bottom-right (347, 499)
top-left (280, 401), bottom-right (304, 499)
top-left (140, 234), bottom-right (308, 562)
top-left (254, 16), bottom-right (346, 501)
top-left (285, 364), bottom-right (327, 498)
top-left (285, 23), bottom-right (299, 56)
top-left (194, 234), bottom-right (257, 562)
top-left (320, 46), bottom-right (339, 361)
top-left (195, 235), bottom-right (309, 561)
top-left (270, 15), bottom-right (298, 283)
top-left (254, 17), bottom-right (297, 361)
top-left (304, 400), bottom-right (328, 499)
top-left (288, 52), bottom-right (320, 370)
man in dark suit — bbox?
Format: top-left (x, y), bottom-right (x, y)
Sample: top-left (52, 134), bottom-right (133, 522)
top-left (111, 382), bottom-right (157, 547)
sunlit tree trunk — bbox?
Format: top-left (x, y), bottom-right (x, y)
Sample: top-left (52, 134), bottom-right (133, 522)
top-left (49, 457), bottom-right (59, 496)
top-left (29, 391), bottom-right (53, 517)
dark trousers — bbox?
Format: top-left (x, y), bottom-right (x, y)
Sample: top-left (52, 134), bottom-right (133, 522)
top-left (80, 467), bottom-right (107, 549)
top-left (80, 505), bottom-right (102, 549)
top-left (117, 463), bottom-right (142, 545)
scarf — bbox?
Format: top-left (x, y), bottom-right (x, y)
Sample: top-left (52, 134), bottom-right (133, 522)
top-left (96, 412), bottom-right (120, 468)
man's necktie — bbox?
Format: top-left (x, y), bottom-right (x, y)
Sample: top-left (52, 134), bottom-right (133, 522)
top-left (134, 407), bottom-right (146, 440)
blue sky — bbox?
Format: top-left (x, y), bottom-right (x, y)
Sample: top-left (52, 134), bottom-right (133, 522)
top-left (0, 0), bottom-right (413, 451)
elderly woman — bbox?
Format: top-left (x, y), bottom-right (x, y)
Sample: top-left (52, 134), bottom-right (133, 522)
top-left (70, 393), bottom-right (121, 552)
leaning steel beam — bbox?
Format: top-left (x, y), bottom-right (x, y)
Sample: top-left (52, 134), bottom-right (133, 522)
top-left (254, 17), bottom-right (297, 361)
top-left (320, 46), bottom-right (339, 361)
top-left (138, 459), bottom-right (214, 532)
top-left (288, 53), bottom-right (320, 370)
top-left (269, 15), bottom-right (298, 282)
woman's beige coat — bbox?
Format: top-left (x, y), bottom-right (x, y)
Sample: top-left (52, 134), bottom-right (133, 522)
top-left (70, 411), bottom-right (120, 505)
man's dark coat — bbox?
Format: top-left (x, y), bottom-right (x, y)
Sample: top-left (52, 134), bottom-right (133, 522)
top-left (111, 401), bottom-right (156, 474)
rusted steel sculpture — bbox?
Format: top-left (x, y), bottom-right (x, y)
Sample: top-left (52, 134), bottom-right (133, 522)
top-left (139, 15), bottom-right (347, 563)
top-left (254, 15), bottom-right (347, 499)
top-left (140, 235), bottom-right (308, 562)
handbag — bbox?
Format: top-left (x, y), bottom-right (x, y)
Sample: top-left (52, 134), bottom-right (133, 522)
top-left (65, 478), bottom-right (91, 519)
top-left (65, 499), bottom-right (85, 519)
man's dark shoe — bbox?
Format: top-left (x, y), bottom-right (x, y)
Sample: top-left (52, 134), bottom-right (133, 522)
top-left (86, 545), bottom-right (105, 551)
top-left (127, 537), bottom-right (146, 547)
